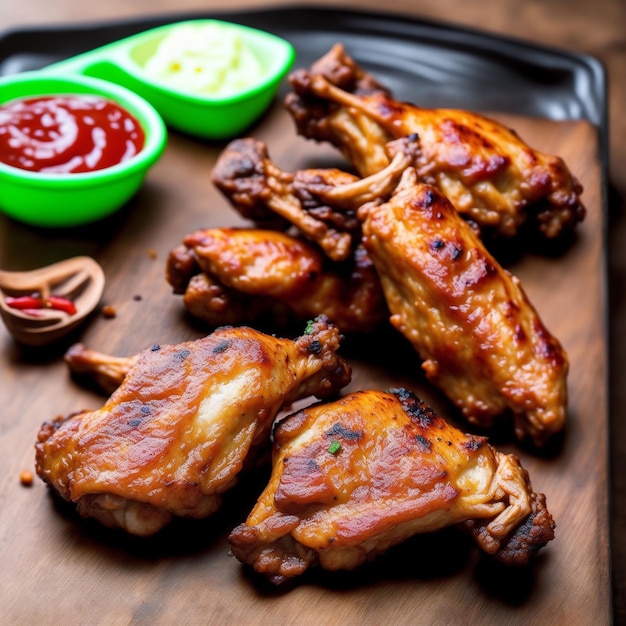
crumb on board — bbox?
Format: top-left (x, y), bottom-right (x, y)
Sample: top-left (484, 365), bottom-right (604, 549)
top-left (101, 305), bottom-right (117, 319)
top-left (20, 470), bottom-right (33, 487)
top-left (148, 248), bottom-right (158, 260)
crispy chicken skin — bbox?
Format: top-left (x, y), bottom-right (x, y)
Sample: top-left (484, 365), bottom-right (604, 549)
top-left (229, 388), bottom-right (555, 584)
top-left (205, 137), bottom-right (568, 445)
top-left (166, 227), bottom-right (389, 333)
top-left (286, 44), bottom-right (585, 239)
top-left (358, 168), bottom-right (569, 445)
top-left (36, 319), bottom-right (351, 536)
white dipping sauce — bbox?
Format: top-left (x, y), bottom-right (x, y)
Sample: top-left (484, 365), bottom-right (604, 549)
top-left (143, 23), bottom-right (265, 97)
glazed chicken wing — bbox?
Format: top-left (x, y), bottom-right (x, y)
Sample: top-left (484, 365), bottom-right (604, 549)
top-left (229, 388), bottom-right (555, 584)
top-left (208, 137), bottom-right (568, 445)
top-left (166, 227), bottom-right (389, 333)
top-left (36, 319), bottom-right (351, 536)
top-left (358, 167), bottom-right (568, 445)
top-left (286, 44), bottom-right (585, 239)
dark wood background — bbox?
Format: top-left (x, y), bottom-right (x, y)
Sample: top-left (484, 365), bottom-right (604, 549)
top-left (0, 0), bottom-right (624, 623)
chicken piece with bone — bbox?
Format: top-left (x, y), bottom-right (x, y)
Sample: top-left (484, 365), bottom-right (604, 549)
top-left (211, 135), bottom-right (416, 262)
top-left (358, 164), bottom-right (568, 445)
top-left (211, 136), bottom-right (408, 262)
top-left (36, 318), bottom-right (351, 536)
top-left (209, 136), bottom-right (568, 446)
top-left (166, 227), bottom-right (389, 334)
top-left (285, 43), bottom-right (585, 239)
top-left (229, 388), bottom-right (556, 585)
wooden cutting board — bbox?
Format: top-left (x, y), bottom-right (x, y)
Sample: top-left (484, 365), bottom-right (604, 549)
top-left (0, 105), bottom-right (610, 623)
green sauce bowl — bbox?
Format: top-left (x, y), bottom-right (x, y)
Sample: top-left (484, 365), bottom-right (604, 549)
top-left (44, 20), bottom-right (296, 139)
top-left (0, 73), bottom-right (167, 227)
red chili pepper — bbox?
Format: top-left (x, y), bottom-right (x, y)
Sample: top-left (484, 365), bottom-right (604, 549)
top-left (4, 295), bottom-right (43, 310)
top-left (5, 294), bottom-right (76, 315)
top-left (46, 295), bottom-right (77, 315)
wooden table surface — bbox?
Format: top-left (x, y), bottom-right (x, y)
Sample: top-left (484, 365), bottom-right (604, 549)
top-left (0, 0), bottom-right (624, 623)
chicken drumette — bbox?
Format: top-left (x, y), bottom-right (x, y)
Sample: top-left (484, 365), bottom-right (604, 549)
top-left (166, 227), bottom-right (389, 334)
top-left (285, 44), bottom-right (585, 239)
top-left (209, 137), bottom-right (568, 445)
top-left (229, 388), bottom-right (556, 584)
top-left (36, 318), bottom-right (351, 536)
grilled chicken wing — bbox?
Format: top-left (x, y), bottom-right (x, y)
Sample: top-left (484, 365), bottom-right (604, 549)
top-left (207, 136), bottom-right (568, 444)
top-left (166, 227), bottom-right (389, 333)
top-left (286, 44), bottom-right (585, 239)
top-left (358, 167), bottom-right (568, 445)
top-left (229, 388), bottom-right (555, 584)
top-left (36, 319), bottom-right (351, 536)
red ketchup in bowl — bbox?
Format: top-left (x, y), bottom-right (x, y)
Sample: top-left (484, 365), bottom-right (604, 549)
top-left (0, 95), bottom-right (145, 174)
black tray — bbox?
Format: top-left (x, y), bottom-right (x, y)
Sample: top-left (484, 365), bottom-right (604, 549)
top-left (0, 5), bottom-right (606, 126)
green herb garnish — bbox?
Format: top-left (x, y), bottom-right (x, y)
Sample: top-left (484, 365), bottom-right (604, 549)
top-left (328, 440), bottom-right (342, 455)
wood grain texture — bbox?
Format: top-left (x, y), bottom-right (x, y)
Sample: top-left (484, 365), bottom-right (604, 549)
top-left (0, 85), bottom-right (609, 624)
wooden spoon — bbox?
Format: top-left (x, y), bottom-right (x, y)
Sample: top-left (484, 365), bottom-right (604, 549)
top-left (0, 256), bottom-right (105, 346)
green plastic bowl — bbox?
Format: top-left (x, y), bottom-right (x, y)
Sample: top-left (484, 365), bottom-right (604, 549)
top-left (0, 73), bottom-right (167, 227)
top-left (44, 20), bottom-right (296, 139)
